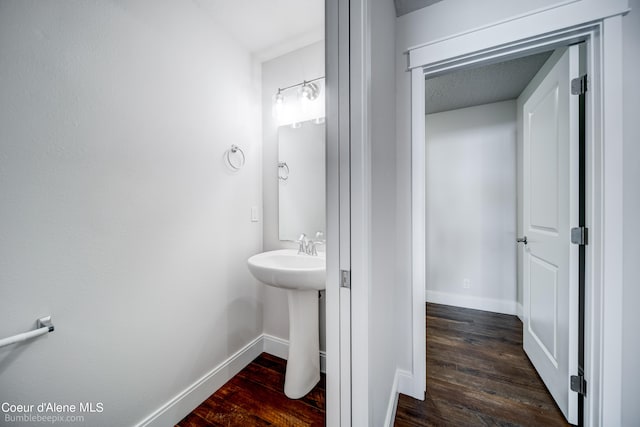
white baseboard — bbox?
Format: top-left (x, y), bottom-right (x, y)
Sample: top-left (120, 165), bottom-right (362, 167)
top-left (262, 333), bottom-right (327, 374)
top-left (516, 302), bottom-right (523, 321)
top-left (384, 369), bottom-right (419, 426)
top-left (136, 334), bottom-right (264, 427)
top-left (384, 369), bottom-right (416, 427)
top-left (137, 334), bottom-right (326, 427)
top-left (397, 369), bottom-right (420, 399)
top-left (426, 290), bottom-right (517, 315)
top-left (384, 369), bottom-right (401, 427)
top-left (262, 333), bottom-right (290, 360)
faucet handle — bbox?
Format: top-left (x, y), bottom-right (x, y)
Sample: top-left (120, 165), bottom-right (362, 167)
top-left (297, 233), bottom-right (308, 254)
top-left (307, 231), bottom-right (325, 256)
top-left (309, 242), bottom-right (318, 256)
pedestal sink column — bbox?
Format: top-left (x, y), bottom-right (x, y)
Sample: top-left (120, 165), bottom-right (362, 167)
top-left (284, 289), bottom-right (320, 399)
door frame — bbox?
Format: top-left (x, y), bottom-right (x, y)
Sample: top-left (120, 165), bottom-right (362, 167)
top-left (325, 0), bottom-right (339, 422)
top-left (327, 0), bottom-right (372, 424)
top-left (406, 16), bottom-right (625, 427)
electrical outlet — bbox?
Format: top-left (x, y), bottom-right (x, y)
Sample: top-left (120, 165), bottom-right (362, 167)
top-left (463, 279), bottom-right (471, 289)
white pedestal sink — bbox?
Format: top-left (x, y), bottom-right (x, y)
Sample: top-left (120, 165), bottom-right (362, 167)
top-left (247, 249), bottom-right (325, 399)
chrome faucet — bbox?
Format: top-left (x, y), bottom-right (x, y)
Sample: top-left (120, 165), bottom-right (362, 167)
top-left (297, 231), bottom-right (324, 256)
top-left (297, 233), bottom-right (309, 255)
top-left (309, 231), bottom-right (324, 256)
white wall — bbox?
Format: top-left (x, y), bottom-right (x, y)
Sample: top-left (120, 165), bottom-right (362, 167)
top-left (0, 2), bottom-right (262, 426)
top-left (369, 0), bottom-right (399, 424)
top-left (260, 42), bottom-right (326, 351)
top-left (425, 101), bottom-right (517, 314)
top-left (622, 0), bottom-right (640, 424)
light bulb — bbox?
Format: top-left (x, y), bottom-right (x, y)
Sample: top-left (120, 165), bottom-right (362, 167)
top-left (275, 90), bottom-right (284, 104)
top-left (298, 82), bottom-right (319, 102)
top-left (273, 90), bottom-right (285, 119)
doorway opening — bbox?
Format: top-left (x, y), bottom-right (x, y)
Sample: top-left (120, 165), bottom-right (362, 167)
top-left (401, 43), bottom-right (589, 426)
top-left (174, 0), bottom-right (330, 425)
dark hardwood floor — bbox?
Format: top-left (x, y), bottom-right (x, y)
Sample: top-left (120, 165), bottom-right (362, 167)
top-left (395, 303), bottom-right (571, 427)
top-left (175, 353), bottom-right (325, 427)
top-left (178, 304), bottom-right (566, 426)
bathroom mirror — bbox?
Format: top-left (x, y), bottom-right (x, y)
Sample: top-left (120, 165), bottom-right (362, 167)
top-left (278, 120), bottom-right (326, 241)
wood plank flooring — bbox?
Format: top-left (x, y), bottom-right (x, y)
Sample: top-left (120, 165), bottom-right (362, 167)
top-left (175, 353), bottom-right (325, 427)
top-left (395, 303), bottom-right (571, 427)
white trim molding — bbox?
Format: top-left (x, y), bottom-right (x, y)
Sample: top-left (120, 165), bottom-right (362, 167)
top-left (426, 290), bottom-right (518, 316)
top-left (135, 335), bottom-right (264, 427)
top-left (349, 0), bottom-right (373, 424)
top-left (262, 334), bottom-right (327, 374)
top-left (600, 15), bottom-right (624, 427)
top-left (383, 372), bottom-right (400, 427)
top-left (136, 334), bottom-right (326, 427)
top-left (407, 11), bottom-right (626, 426)
top-left (383, 369), bottom-right (402, 427)
top-left (388, 369), bottom-right (415, 426)
top-left (406, 1), bottom-right (628, 70)
top-left (404, 66), bottom-right (427, 402)
top-left (517, 303), bottom-right (524, 322)
top-left (325, 0), bottom-right (351, 424)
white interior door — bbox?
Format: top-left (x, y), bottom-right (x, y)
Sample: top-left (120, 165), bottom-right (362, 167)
top-left (521, 46), bottom-right (579, 425)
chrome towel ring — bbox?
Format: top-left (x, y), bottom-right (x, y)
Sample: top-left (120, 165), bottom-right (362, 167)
top-left (278, 161), bottom-right (289, 181)
top-left (226, 145), bottom-right (246, 170)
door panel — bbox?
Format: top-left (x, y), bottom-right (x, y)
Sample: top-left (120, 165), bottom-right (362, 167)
top-left (521, 46), bottom-right (579, 425)
top-left (529, 84), bottom-right (560, 232)
top-left (529, 254), bottom-right (558, 365)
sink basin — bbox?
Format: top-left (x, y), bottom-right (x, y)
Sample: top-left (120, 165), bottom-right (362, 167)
top-left (247, 249), bottom-right (326, 399)
top-left (247, 249), bottom-right (325, 290)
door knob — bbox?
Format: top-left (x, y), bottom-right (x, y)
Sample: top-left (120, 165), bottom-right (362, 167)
top-left (516, 236), bottom-right (528, 245)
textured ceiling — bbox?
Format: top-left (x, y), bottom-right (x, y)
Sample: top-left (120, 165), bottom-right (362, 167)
top-left (394, 0), bottom-right (444, 17)
top-left (425, 51), bottom-right (553, 114)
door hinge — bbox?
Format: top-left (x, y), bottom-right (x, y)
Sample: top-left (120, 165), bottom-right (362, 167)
top-left (340, 270), bottom-right (351, 289)
top-left (571, 375), bottom-right (587, 396)
top-left (571, 227), bottom-right (589, 245)
top-left (571, 74), bottom-right (588, 95)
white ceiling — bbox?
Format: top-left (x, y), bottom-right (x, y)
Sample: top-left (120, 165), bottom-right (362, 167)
top-left (194, 0), bottom-right (324, 62)
top-left (425, 51), bottom-right (553, 114)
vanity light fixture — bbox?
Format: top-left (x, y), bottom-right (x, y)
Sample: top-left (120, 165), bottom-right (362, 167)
top-left (273, 76), bottom-right (324, 108)
top-left (299, 81), bottom-right (319, 101)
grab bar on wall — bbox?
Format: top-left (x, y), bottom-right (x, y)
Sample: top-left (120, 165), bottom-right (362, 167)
top-left (0, 316), bottom-right (55, 349)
